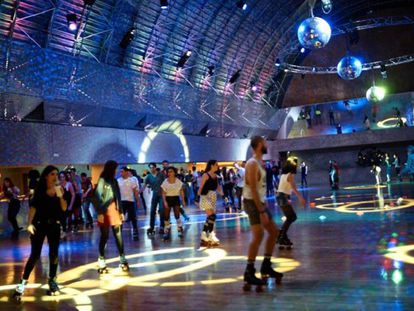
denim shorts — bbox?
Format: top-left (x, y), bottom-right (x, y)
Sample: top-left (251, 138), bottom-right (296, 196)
top-left (243, 199), bottom-right (273, 225)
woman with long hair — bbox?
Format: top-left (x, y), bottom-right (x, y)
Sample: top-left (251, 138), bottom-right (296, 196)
top-left (13, 166), bottom-right (67, 300)
top-left (276, 157), bottom-right (306, 249)
top-left (1, 177), bottom-right (22, 238)
top-left (59, 172), bottom-right (75, 239)
top-left (94, 160), bottom-right (129, 273)
top-left (198, 160), bottom-right (224, 247)
top-left (161, 166), bottom-right (186, 240)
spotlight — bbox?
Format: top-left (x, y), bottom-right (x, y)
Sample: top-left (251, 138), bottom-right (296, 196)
top-left (229, 69), bottom-right (241, 84)
top-left (207, 65), bottom-right (215, 77)
top-left (66, 14), bottom-right (78, 32)
top-left (321, 0), bottom-right (333, 14)
top-left (83, 0), bottom-right (96, 5)
top-left (250, 82), bottom-right (258, 92)
top-left (380, 63), bottom-right (387, 79)
top-left (160, 0), bottom-right (168, 9)
top-left (177, 50), bottom-right (192, 68)
top-left (236, 1), bottom-right (248, 10)
top-left (119, 28), bottom-right (135, 49)
top-left (275, 58), bottom-right (281, 67)
top-left (300, 47), bottom-right (306, 53)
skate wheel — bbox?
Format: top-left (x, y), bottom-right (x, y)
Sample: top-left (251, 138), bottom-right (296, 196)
top-left (242, 283), bottom-right (252, 291)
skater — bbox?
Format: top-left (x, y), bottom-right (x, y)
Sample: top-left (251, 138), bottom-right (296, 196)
top-left (13, 166), bottom-right (67, 300)
top-left (300, 161), bottom-right (308, 188)
top-left (384, 153), bottom-right (392, 183)
top-left (371, 164), bottom-right (382, 185)
top-left (59, 171), bottom-right (75, 239)
top-left (142, 163), bottom-right (165, 235)
top-left (234, 161), bottom-right (246, 211)
top-left (81, 173), bottom-right (94, 229)
top-left (1, 178), bottom-right (22, 238)
top-left (222, 167), bottom-right (235, 212)
top-left (118, 166), bottom-right (141, 241)
top-left (393, 154), bottom-right (402, 182)
top-left (161, 167), bottom-right (186, 240)
top-left (95, 160), bottom-right (129, 274)
top-left (329, 161), bottom-right (340, 190)
top-left (277, 157), bottom-right (306, 249)
top-left (243, 136), bottom-right (283, 291)
top-left (198, 160), bottom-right (224, 247)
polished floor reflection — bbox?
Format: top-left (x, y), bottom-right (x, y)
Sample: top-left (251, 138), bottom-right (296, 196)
top-left (0, 182), bottom-right (414, 311)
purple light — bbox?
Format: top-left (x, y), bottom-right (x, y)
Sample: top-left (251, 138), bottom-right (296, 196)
top-left (69, 22), bottom-right (78, 31)
top-left (251, 85), bottom-right (258, 92)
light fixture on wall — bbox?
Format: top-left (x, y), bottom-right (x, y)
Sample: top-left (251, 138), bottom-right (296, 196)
top-left (177, 50), bottom-right (192, 68)
top-left (119, 29), bottom-right (135, 49)
top-left (160, 0), bottom-right (168, 9)
top-left (66, 13), bottom-right (78, 32)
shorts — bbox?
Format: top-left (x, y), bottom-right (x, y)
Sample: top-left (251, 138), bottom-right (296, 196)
top-left (98, 202), bottom-right (122, 227)
top-left (166, 196), bottom-right (181, 207)
top-left (200, 191), bottom-right (217, 212)
top-left (276, 193), bottom-right (290, 208)
top-left (243, 199), bottom-right (273, 226)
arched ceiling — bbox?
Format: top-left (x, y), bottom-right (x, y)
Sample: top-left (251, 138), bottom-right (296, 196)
top-left (0, 0), bottom-right (413, 135)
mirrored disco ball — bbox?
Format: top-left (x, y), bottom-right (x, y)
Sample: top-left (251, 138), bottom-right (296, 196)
top-left (297, 17), bottom-right (332, 49)
top-left (366, 86), bottom-right (386, 102)
top-left (337, 56), bottom-right (363, 80)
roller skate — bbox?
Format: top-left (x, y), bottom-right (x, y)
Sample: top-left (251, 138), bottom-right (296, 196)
top-left (158, 227), bottom-right (165, 235)
top-left (97, 256), bottom-right (109, 274)
top-left (208, 231), bottom-right (220, 247)
top-left (12, 279), bottom-right (27, 302)
top-left (200, 231), bottom-right (210, 247)
top-left (146, 227), bottom-right (155, 236)
top-left (163, 228), bottom-right (171, 241)
top-left (47, 277), bottom-right (61, 296)
top-left (243, 266), bottom-right (266, 292)
top-left (260, 258), bottom-right (283, 285)
top-left (278, 234), bottom-right (293, 250)
top-left (119, 255), bottom-right (129, 272)
top-left (177, 226), bottom-right (184, 238)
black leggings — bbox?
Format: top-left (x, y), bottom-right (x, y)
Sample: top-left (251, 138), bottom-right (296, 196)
top-left (8, 199), bottom-right (21, 231)
top-left (22, 223), bottom-right (60, 280)
top-left (99, 225), bottom-right (124, 258)
top-left (277, 194), bottom-right (297, 235)
top-left (223, 183), bottom-right (234, 204)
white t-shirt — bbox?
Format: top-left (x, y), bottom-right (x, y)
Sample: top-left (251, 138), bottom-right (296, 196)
top-left (161, 178), bottom-right (183, 197)
top-left (236, 167), bottom-right (245, 188)
top-left (117, 177), bottom-right (139, 202)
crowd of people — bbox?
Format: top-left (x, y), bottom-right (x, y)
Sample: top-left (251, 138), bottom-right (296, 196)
top-left (3, 141), bottom-right (414, 298)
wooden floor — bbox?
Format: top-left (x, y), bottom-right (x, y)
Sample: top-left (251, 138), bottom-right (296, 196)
top-left (1, 182), bottom-right (414, 311)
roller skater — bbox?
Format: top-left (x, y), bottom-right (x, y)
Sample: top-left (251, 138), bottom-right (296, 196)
top-left (161, 166), bottom-right (187, 241)
top-left (198, 160), bottom-right (224, 248)
top-left (98, 256), bottom-right (109, 274)
top-left (12, 166), bottom-right (67, 302)
top-left (94, 161), bottom-right (128, 276)
top-left (276, 157), bottom-right (306, 250)
top-left (243, 136), bottom-right (284, 290)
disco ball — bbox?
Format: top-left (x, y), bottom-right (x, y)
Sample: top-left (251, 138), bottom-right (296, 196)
top-left (366, 86), bottom-right (386, 102)
top-left (297, 17), bottom-right (332, 49)
top-left (337, 56), bottom-right (363, 80)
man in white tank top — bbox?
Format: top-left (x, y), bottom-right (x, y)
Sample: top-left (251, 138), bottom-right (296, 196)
top-left (242, 136), bottom-right (283, 289)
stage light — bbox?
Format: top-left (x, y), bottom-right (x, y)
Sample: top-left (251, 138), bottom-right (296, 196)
top-left (366, 85), bottom-right (386, 102)
top-left (300, 47), bottom-right (306, 53)
top-left (119, 29), bottom-right (135, 49)
top-left (207, 65), bottom-right (215, 76)
top-left (321, 0), bottom-right (332, 14)
top-left (337, 55), bottom-right (362, 80)
top-left (275, 58), bottom-right (281, 67)
top-left (160, 0), bottom-right (168, 9)
top-left (177, 50), bottom-right (192, 68)
top-left (380, 63), bottom-right (387, 79)
top-left (83, 0), bottom-right (96, 5)
top-left (236, 1), bottom-right (247, 10)
top-left (297, 17), bottom-right (331, 49)
top-left (66, 14), bottom-right (78, 32)
top-left (229, 69), bottom-right (241, 84)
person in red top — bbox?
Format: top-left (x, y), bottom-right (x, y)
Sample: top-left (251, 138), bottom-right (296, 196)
top-left (81, 173), bottom-right (94, 229)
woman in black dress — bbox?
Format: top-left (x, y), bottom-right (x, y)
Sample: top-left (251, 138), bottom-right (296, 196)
top-left (13, 165), bottom-right (67, 300)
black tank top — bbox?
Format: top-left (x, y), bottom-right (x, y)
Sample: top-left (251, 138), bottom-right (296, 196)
top-left (201, 173), bottom-right (218, 195)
